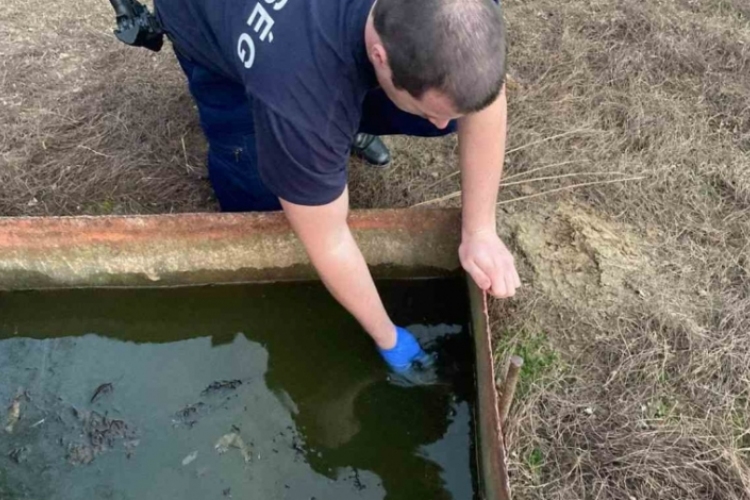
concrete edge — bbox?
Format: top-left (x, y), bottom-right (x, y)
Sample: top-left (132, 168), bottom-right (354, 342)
top-left (0, 209), bottom-right (461, 289)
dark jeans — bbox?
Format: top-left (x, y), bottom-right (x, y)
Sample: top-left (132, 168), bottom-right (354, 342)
top-left (175, 52), bottom-right (456, 212)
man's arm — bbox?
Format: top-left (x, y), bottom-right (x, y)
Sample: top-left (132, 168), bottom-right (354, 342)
top-left (457, 85), bottom-right (521, 298)
top-left (280, 188), bottom-right (397, 349)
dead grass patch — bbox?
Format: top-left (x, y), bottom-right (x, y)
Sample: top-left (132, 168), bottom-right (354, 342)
top-left (0, 0), bottom-right (212, 215)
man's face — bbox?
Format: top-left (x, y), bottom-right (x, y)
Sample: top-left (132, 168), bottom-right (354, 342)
top-left (374, 62), bottom-right (463, 129)
top-left (366, 17), bottom-right (463, 128)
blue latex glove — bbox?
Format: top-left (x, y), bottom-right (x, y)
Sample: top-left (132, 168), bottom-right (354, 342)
top-left (378, 326), bottom-right (434, 373)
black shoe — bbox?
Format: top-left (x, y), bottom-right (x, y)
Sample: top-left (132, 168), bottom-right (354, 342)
top-left (352, 133), bottom-right (391, 167)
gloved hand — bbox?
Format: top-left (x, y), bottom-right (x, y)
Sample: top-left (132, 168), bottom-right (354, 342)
top-left (379, 327), bottom-right (437, 386)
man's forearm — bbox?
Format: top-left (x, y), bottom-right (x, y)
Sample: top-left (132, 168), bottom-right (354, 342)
top-left (457, 86), bottom-right (507, 235)
top-left (455, 86), bottom-right (520, 298)
top-left (280, 188), bottom-right (397, 349)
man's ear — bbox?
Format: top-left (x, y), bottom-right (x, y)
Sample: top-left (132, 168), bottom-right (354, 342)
top-left (370, 43), bottom-right (388, 71)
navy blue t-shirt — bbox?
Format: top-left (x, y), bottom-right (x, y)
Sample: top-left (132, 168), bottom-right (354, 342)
top-left (155, 0), bottom-right (377, 205)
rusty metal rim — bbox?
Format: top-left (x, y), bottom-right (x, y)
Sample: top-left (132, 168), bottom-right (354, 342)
top-left (469, 280), bottom-right (511, 500)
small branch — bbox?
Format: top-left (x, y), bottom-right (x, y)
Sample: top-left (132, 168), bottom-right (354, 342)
top-left (505, 128), bottom-right (597, 156)
top-left (412, 173), bottom-right (643, 208)
top-left (496, 176), bottom-right (646, 206)
top-left (420, 169), bottom-right (461, 192)
top-left (502, 171), bottom-right (625, 188)
top-left (411, 190), bottom-right (461, 207)
top-left (418, 128), bottom-right (595, 192)
top-left (422, 159), bottom-right (579, 193)
top-left (502, 160), bottom-right (578, 182)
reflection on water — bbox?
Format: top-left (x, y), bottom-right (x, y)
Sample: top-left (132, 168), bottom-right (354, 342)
top-left (0, 280), bottom-right (476, 500)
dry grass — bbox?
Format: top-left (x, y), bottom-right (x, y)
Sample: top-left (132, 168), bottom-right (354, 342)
top-left (486, 0), bottom-right (750, 498)
top-left (2, 0), bottom-right (750, 498)
top-left (0, 0), bottom-right (212, 215)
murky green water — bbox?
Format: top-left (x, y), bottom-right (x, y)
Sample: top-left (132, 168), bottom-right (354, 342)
top-left (0, 280), bottom-right (476, 500)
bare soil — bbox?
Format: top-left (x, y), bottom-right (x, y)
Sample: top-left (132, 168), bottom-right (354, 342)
top-left (1, 0), bottom-right (749, 498)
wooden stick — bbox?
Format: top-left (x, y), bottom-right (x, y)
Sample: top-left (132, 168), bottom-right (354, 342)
top-left (498, 356), bottom-right (524, 426)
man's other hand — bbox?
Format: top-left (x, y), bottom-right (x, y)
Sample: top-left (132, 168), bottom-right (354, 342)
top-left (459, 230), bottom-right (521, 298)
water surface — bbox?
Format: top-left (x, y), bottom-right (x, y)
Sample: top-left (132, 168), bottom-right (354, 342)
top-left (0, 280), bottom-right (476, 500)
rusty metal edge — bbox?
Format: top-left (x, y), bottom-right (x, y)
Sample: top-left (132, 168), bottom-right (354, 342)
top-left (468, 278), bottom-right (512, 500)
top-left (0, 209), bottom-right (461, 289)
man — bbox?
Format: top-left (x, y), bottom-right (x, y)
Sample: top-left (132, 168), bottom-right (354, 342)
top-left (154, 0), bottom-right (521, 381)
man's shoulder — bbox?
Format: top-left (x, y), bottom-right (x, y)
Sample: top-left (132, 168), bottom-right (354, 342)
top-left (160, 0), bottom-right (372, 142)
top-left (236, 0), bottom-right (372, 144)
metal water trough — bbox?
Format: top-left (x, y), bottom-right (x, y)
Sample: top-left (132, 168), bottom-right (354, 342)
top-left (0, 208), bottom-right (511, 500)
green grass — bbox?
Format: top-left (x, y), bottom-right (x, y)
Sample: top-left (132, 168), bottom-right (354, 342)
top-left (496, 329), bottom-right (561, 399)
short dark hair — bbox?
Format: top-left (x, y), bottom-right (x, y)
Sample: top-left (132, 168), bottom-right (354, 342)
top-left (373, 0), bottom-right (506, 114)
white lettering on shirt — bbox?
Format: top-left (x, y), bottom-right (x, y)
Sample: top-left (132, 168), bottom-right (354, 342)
top-left (237, 33), bottom-right (256, 68)
top-left (237, 0), bottom-right (289, 69)
top-left (248, 3), bottom-right (275, 42)
top-left (266, 0), bottom-right (288, 11)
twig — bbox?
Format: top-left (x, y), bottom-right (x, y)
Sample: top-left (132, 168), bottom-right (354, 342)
top-left (496, 176), bottom-right (646, 206)
top-left (412, 172), bottom-right (640, 207)
top-left (420, 169), bottom-right (461, 191)
top-left (502, 160), bottom-right (578, 181)
top-left (181, 136), bottom-right (195, 173)
top-left (503, 172), bottom-right (624, 187)
top-left (505, 128), bottom-right (597, 156)
top-left (421, 159), bottom-right (579, 192)
top-left (411, 190), bottom-right (460, 207)
top-left (77, 145), bottom-right (112, 158)
top-left (419, 128), bottom-right (594, 192)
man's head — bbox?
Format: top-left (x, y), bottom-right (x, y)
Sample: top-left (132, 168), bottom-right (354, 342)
top-left (365, 0), bottom-right (506, 128)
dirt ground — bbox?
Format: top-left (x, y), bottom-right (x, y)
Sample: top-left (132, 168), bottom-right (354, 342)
top-left (1, 0), bottom-right (749, 498)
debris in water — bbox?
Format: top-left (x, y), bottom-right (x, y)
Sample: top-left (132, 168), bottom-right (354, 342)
top-left (223, 488), bottom-right (232, 497)
top-left (352, 469), bottom-right (365, 491)
top-left (90, 382), bottom-right (114, 403)
top-left (215, 432), bottom-right (252, 463)
top-left (8, 446), bottom-right (31, 464)
top-left (291, 435), bottom-right (305, 456)
top-left (215, 433), bottom-right (235, 453)
top-left (67, 444), bottom-right (94, 465)
top-left (67, 410), bottom-right (138, 465)
top-left (124, 439), bottom-right (140, 459)
top-left (4, 395), bottom-right (22, 433)
top-left (202, 380), bottom-right (243, 395)
top-left (177, 402), bottom-right (205, 418)
top-left (275, 389), bottom-right (299, 415)
top-left (173, 402), bottom-right (206, 428)
top-left (182, 450), bottom-right (199, 466)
